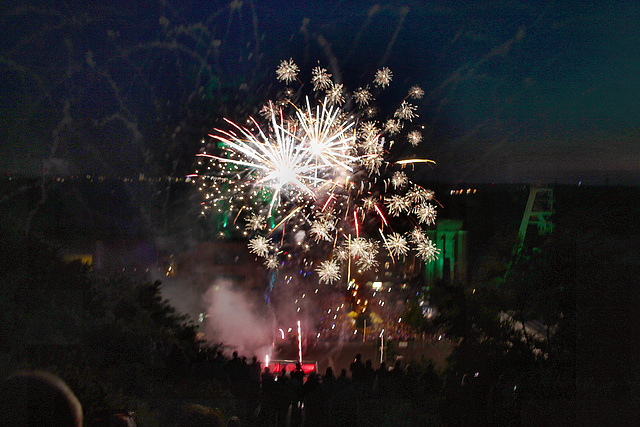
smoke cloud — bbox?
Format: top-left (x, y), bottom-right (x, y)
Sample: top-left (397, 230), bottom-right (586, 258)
top-left (203, 279), bottom-right (273, 358)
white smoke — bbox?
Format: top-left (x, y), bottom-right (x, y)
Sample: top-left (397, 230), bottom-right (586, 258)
top-left (203, 279), bottom-right (273, 358)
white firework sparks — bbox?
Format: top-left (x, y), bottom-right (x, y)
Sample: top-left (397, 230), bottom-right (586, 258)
top-left (408, 228), bottom-right (426, 244)
top-left (316, 260), bottom-right (341, 284)
top-left (364, 106), bottom-right (377, 117)
top-left (325, 82), bottom-right (345, 106)
top-left (374, 67), bottom-right (393, 88)
top-left (384, 119), bottom-right (402, 135)
top-left (264, 254), bottom-right (280, 270)
top-left (204, 111), bottom-right (331, 214)
top-left (414, 203), bottom-right (437, 225)
top-left (385, 194), bottom-right (411, 216)
top-left (415, 236), bottom-right (440, 263)
top-left (297, 97), bottom-right (358, 172)
top-left (360, 136), bottom-right (383, 156)
top-left (358, 121), bottom-right (379, 139)
top-left (248, 235), bottom-right (271, 257)
top-left (310, 218), bottom-right (335, 242)
top-left (311, 66), bottom-right (332, 91)
top-left (362, 196), bottom-right (377, 212)
top-left (406, 186), bottom-right (434, 204)
top-left (391, 171), bottom-right (409, 189)
top-left (356, 249), bottom-right (379, 271)
top-left (408, 85), bottom-right (425, 99)
top-left (394, 100), bottom-right (418, 121)
top-left (276, 58), bottom-right (299, 83)
top-left (245, 213), bottom-right (266, 231)
top-left (353, 87), bottom-right (373, 107)
top-left (348, 237), bottom-right (376, 259)
top-left (335, 246), bottom-right (349, 262)
top-left (259, 104), bottom-right (275, 119)
top-left (197, 56), bottom-right (439, 287)
top-left (363, 153), bottom-right (384, 175)
top-left (386, 232), bottom-right (409, 257)
top-left (407, 130), bottom-right (422, 147)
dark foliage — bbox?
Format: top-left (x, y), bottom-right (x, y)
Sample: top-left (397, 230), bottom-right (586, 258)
top-left (0, 225), bottom-right (219, 423)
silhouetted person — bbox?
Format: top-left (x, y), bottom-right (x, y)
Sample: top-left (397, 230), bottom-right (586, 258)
top-left (274, 370), bottom-right (294, 427)
top-left (336, 368), bottom-right (351, 391)
top-left (241, 356), bottom-right (251, 381)
top-left (362, 359), bottom-right (375, 395)
top-left (488, 374), bottom-right (518, 426)
top-left (291, 361), bottom-right (305, 385)
top-left (290, 362), bottom-right (305, 426)
top-left (227, 351), bottom-right (242, 382)
top-left (0, 371), bottom-right (83, 427)
top-left (459, 373), bottom-right (481, 425)
top-left (422, 362), bottom-right (441, 396)
top-left (258, 368), bottom-right (276, 426)
top-left (321, 367), bottom-right (336, 396)
top-left (213, 351), bottom-right (227, 381)
top-left (249, 356), bottom-right (262, 385)
top-left (302, 373), bottom-right (325, 427)
top-left (389, 359), bottom-right (405, 397)
top-left (349, 353), bottom-right (365, 382)
top-left (332, 369), bottom-right (355, 425)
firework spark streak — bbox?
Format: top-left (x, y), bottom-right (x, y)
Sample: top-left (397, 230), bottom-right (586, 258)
top-left (297, 320), bottom-right (303, 363)
top-left (353, 210), bottom-right (360, 237)
top-left (374, 204), bottom-right (389, 227)
top-left (268, 205), bottom-right (304, 235)
top-left (295, 97), bottom-right (358, 173)
top-left (395, 158), bottom-right (436, 165)
top-left (379, 228), bottom-right (396, 264)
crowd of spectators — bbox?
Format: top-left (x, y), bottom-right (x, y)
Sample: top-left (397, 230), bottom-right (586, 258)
top-left (191, 351), bottom-right (519, 426)
top-left (0, 352), bottom-right (520, 426)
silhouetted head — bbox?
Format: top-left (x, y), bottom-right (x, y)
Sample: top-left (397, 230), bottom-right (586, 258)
top-left (109, 412), bottom-right (137, 427)
top-left (0, 371), bottom-right (83, 427)
top-left (176, 403), bottom-right (223, 427)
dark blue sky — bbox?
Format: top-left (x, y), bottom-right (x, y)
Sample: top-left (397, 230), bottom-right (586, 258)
top-left (1, 1), bottom-right (638, 184)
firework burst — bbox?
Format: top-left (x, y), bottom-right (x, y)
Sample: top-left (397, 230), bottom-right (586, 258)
top-left (193, 58), bottom-right (441, 285)
top-left (276, 58), bottom-right (300, 84)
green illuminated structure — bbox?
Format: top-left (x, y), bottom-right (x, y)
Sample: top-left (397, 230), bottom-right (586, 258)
top-left (425, 219), bottom-right (467, 287)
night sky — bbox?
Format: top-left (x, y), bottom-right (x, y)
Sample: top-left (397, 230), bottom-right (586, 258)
top-left (1, 1), bottom-right (638, 184)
